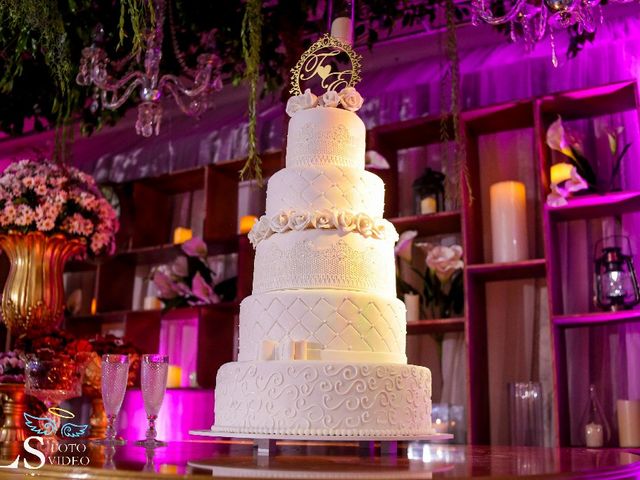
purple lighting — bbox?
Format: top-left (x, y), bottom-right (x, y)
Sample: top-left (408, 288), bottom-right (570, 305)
top-left (118, 388), bottom-right (213, 441)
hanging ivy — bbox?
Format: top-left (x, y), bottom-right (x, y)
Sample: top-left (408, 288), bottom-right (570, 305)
top-left (239, 0), bottom-right (263, 183)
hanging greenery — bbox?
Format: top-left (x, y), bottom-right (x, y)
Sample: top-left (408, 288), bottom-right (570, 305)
top-left (239, 0), bottom-right (263, 183)
top-left (118, 0), bottom-right (156, 55)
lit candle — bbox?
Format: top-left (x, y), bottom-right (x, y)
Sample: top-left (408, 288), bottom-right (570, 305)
top-left (90, 298), bottom-right (97, 315)
top-left (143, 296), bottom-right (163, 310)
top-left (490, 181), bottom-right (528, 263)
top-left (585, 422), bottom-right (603, 448)
top-left (239, 215), bottom-right (258, 234)
top-left (173, 227), bottom-right (192, 244)
top-left (618, 399), bottom-right (640, 447)
top-left (404, 293), bottom-right (420, 322)
top-left (166, 365), bottom-right (182, 388)
top-left (420, 196), bottom-right (437, 215)
top-left (433, 418), bottom-right (449, 434)
top-left (550, 162), bottom-right (573, 185)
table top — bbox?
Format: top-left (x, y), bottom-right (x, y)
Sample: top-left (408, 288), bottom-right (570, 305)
top-left (1, 439), bottom-right (639, 479)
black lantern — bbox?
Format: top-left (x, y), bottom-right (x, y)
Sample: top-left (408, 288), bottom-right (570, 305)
top-left (412, 168), bottom-right (445, 215)
top-left (594, 236), bottom-right (640, 311)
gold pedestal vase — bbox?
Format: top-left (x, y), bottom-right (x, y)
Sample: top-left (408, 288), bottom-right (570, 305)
top-left (0, 232), bottom-right (84, 333)
top-left (0, 383), bottom-right (28, 455)
top-left (90, 397), bottom-right (108, 439)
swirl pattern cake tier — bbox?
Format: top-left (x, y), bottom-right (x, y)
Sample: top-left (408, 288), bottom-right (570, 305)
top-left (213, 361), bottom-right (432, 436)
top-left (265, 165), bottom-right (385, 218)
top-left (253, 230), bottom-right (397, 295)
top-left (238, 290), bottom-right (407, 363)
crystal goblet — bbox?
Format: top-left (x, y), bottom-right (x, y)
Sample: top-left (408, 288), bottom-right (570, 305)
top-left (94, 354), bottom-right (129, 445)
top-left (136, 354), bottom-right (169, 447)
top-left (24, 356), bottom-right (84, 435)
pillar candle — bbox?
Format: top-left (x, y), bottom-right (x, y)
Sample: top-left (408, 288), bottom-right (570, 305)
top-left (166, 365), bottom-right (182, 388)
top-left (618, 399), bottom-right (640, 447)
top-left (143, 296), bottom-right (163, 310)
top-left (420, 196), bottom-right (437, 215)
top-left (550, 162), bottom-right (573, 185)
top-left (490, 181), bottom-right (528, 263)
top-left (239, 215), bottom-right (258, 234)
top-left (585, 423), bottom-right (604, 447)
top-left (404, 293), bottom-right (420, 322)
top-left (173, 227), bottom-right (192, 245)
top-left (331, 17), bottom-right (352, 44)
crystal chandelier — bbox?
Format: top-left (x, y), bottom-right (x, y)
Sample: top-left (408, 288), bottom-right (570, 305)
top-left (76, 0), bottom-right (222, 137)
top-left (470, 0), bottom-right (622, 65)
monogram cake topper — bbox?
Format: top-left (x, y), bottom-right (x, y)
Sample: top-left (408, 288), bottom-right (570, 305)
top-left (289, 34), bottom-right (362, 96)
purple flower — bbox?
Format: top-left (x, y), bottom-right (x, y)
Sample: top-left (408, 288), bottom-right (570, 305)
top-left (181, 237), bottom-right (207, 258)
top-left (152, 270), bottom-right (179, 299)
top-left (191, 272), bottom-right (219, 304)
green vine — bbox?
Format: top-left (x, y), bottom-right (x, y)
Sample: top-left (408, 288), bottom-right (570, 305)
top-left (118, 0), bottom-right (156, 54)
top-left (441, 0), bottom-right (471, 207)
top-left (0, 0), bottom-right (71, 95)
top-left (239, 0), bottom-right (263, 184)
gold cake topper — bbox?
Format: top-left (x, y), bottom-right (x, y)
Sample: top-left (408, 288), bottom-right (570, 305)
top-left (289, 34), bottom-right (362, 96)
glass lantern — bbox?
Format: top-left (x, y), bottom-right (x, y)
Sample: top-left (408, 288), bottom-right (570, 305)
top-left (594, 235), bottom-right (640, 311)
top-left (412, 168), bottom-right (445, 215)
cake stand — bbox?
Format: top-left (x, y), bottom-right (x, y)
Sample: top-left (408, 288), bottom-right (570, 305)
top-left (190, 429), bottom-right (453, 457)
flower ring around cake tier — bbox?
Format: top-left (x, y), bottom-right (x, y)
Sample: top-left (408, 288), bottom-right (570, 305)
top-left (248, 209), bottom-right (398, 247)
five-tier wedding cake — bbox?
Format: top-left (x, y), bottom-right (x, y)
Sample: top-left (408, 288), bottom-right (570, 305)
top-left (212, 31), bottom-right (432, 438)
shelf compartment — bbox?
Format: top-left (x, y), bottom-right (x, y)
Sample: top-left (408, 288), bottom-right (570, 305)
top-left (369, 115), bottom-right (451, 151)
top-left (407, 317), bottom-right (465, 335)
top-left (546, 191), bottom-right (640, 222)
top-left (466, 259), bottom-right (546, 282)
top-left (390, 211), bottom-right (461, 237)
top-left (553, 310), bottom-right (640, 328)
top-left (539, 81), bottom-right (637, 120)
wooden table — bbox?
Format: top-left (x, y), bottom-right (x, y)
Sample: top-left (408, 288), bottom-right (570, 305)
top-left (1, 439), bottom-right (639, 479)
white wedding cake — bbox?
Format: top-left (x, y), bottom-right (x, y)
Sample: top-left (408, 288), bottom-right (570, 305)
top-left (212, 33), bottom-right (431, 437)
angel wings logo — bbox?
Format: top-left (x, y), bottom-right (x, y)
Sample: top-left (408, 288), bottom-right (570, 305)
top-left (23, 407), bottom-right (89, 438)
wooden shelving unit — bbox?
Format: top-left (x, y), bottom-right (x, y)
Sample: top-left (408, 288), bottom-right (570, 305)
top-left (0, 79), bottom-right (636, 447)
top-left (371, 79), bottom-right (640, 447)
top-left (407, 318), bottom-right (465, 335)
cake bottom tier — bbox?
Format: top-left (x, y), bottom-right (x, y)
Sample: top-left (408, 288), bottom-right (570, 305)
top-left (213, 361), bottom-right (432, 437)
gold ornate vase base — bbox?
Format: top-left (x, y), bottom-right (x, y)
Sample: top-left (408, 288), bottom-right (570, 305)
top-left (89, 397), bottom-right (108, 439)
top-left (0, 383), bottom-right (28, 449)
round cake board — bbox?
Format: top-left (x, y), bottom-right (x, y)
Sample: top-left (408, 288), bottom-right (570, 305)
top-left (190, 429), bottom-right (453, 443)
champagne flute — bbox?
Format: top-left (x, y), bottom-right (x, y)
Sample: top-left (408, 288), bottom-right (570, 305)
top-left (95, 354), bottom-right (129, 445)
top-left (136, 354), bottom-right (169, 447)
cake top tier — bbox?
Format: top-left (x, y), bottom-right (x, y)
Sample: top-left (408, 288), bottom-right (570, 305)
top-left (285, 107), bottom-right (366, 170)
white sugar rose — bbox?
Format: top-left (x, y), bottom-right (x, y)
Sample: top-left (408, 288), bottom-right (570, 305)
top-left (270, 211), bottom-right (290, 233)
top-left (312, 210), bottom-right (333, 229)
top-left (248, 216), bottom-right (271, 246)
top-left (332, 210), bottom-right (356, 233)
top-left (286, 88), bottom-right (318, 117)
top-left (338, 87), bottom-right (364, 112)
top-left (287, 211), bottom-right (312, 231)
top-left (355, 213), bottom-right (374, 237)
top-left (372, 219), bottom-right (396, 240)
top-left (320, 90), bottom-right (340, 108)
top-left (426, 245), bottom-right (464, 283)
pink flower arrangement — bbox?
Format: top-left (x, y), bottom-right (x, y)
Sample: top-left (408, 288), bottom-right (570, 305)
top-left (0, 160), bottom-right (118, 256)
top-left (151, 237), bottom-right (220, 309)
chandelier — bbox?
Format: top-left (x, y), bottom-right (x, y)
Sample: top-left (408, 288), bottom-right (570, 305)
top-left (76, 0), bottom-right (222, 137)
top-left (470, 0), bottom-right (622, 65)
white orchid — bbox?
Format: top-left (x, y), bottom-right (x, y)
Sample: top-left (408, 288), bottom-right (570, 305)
top-left (395, 230), bottom-right (418, 263)
top-left (564, 167), bottom-right (588, 193)
top-left (546, 183), bottom-right (568, 207)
